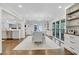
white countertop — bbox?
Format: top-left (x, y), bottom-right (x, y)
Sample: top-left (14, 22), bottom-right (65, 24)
top-left (5, 29), bottom-right (21, 31)
top-left (13, 36), bottom-right (60, 50)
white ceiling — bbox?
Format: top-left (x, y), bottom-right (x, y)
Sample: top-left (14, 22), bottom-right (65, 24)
top-left (0, 3), bottom-right (72, 21)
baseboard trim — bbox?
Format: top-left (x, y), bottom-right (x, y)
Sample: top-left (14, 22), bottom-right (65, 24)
top-left (2, 38), bottom-right (25, 40)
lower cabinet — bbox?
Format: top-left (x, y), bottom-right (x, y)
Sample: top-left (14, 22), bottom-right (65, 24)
top-left (2, 30), bottom-right (20, 40)
top-left (12, 31), bottom-right (20, 39)
top-left (64, 34), bottom-right (79, 54)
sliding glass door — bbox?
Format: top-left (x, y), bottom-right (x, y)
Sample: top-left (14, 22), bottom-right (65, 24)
top-left (61, 20), bottom-right (65, 41)
top-left (56, 21), bottom-right (59, 38)
top-left (52, 23), bottom-right (55, 36)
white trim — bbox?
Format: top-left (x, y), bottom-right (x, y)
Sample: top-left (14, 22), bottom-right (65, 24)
top-left (54, 37), bottom-right (64, 43)
top-left (0, 51), bottom-right (2, 54)
top-left (59, 20), bottom-right (61, 40)
top-left (0, 6), bottom-right (22, 20)
top-left (65, 3), bottom-right (75, 10)
top-left (1, 7), bottom-right (17, 17)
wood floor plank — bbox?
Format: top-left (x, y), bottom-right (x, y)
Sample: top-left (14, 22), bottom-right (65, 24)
top-left (2, 39), bottom-right (73, 55)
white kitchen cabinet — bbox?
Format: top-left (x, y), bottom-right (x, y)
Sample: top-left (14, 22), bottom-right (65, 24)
top-left (65, 4), bottom-right (79, 54)
top-left (12, 30), bottom-right (20, 39)
top-left (64, 34), bottom-right (79, 54)
top-left (32, 32), bottom-right (45, 43)
top-left (2, 31), bottom-right (7, 39)
top-left (2, 30), bottom-right (21, 40)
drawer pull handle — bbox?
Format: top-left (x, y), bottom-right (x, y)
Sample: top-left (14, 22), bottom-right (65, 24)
top-left (70, 47), bottom-right (74, 50)
top-left (70, 41), bottom-right (75, 44)
top-left (70, 36), bottom-right (73, 39)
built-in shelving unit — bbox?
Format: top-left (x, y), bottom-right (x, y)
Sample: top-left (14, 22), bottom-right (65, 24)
top-left (64, 4), bottom-right (79, 55)
top-left (66, 4), bottom-right (79, 36)
top-left (67, 9), bottom-right (79, 15)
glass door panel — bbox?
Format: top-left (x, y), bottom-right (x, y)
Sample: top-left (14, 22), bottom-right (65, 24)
top-left (56, 21), bottom-right (59, 38)
top-left (52, 23), bottom-right (55, 36)
top-left (61, 20), bottom-right (65, 41)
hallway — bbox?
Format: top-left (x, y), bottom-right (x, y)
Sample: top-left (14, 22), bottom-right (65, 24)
top-left (0, 3), bottom-right (78, 55)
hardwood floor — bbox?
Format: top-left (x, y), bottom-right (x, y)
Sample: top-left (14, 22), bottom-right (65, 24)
top-left (64, 48), bottom-right (76, 55)
top-left (2, 38), bottom-right (74, 55)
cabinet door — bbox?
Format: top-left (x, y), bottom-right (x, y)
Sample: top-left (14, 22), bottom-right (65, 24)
top-left (75, 36), bottom-right (79, 42)
top-left (64, 34), bottom-right (70, 42)
top-left (64, 34), bottom-right (73, 47)
top-left (2, 31), bottom-right (7, 39)
top-left (12, 31), bottom-right (19, 39)
top-left (69, 35), bottom-right (79, 45)
top-left (67, 35), bottom-right (79, 53)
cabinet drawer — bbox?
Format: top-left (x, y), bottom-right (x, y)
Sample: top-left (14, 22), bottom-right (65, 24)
top-left (64, 34), bottom-right (79, 48)
top-left (70, 46), bottom-right (79, 54)
top-left (67, 35), bottom-right (79, 44)
top-left (69, 39), bottom-right (77, 44)
top-left (74, 36), bottom-right (79, 42)
top-left (69, 35), bottom-right (79, 42)
top-left (70, 47), bottom-right (75, 50)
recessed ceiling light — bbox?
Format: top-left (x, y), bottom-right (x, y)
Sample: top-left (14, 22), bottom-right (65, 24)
top-left (18, 5), bottom-right (23, 8)
top-left (58, 6), bottom-right (62, 8)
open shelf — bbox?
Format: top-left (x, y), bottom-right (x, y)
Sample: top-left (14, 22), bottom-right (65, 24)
top-left (65, 33), bottom-right (79, 36)
top-left (67, 9), bottom-right (79, 15)
top-left (67, 17), bottom-right (79, 21)
top-left (67, 25), bottom-right (79, 27)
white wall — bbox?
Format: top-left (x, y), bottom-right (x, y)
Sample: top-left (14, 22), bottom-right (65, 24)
top-left (25, 20), bottom-right (47, 35)
top-left (2, 9), bottom-right (16, 39)
top-left (19, 19), bottom-right (25, 38)
top-left (25, 20), bottom-right (54, 36)
top-left (25, 24), bottom-right (34, 35)
top-left (0, 8), bottom-right (2, 53)
top-left (45, 20), bottom-right (53, 36)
